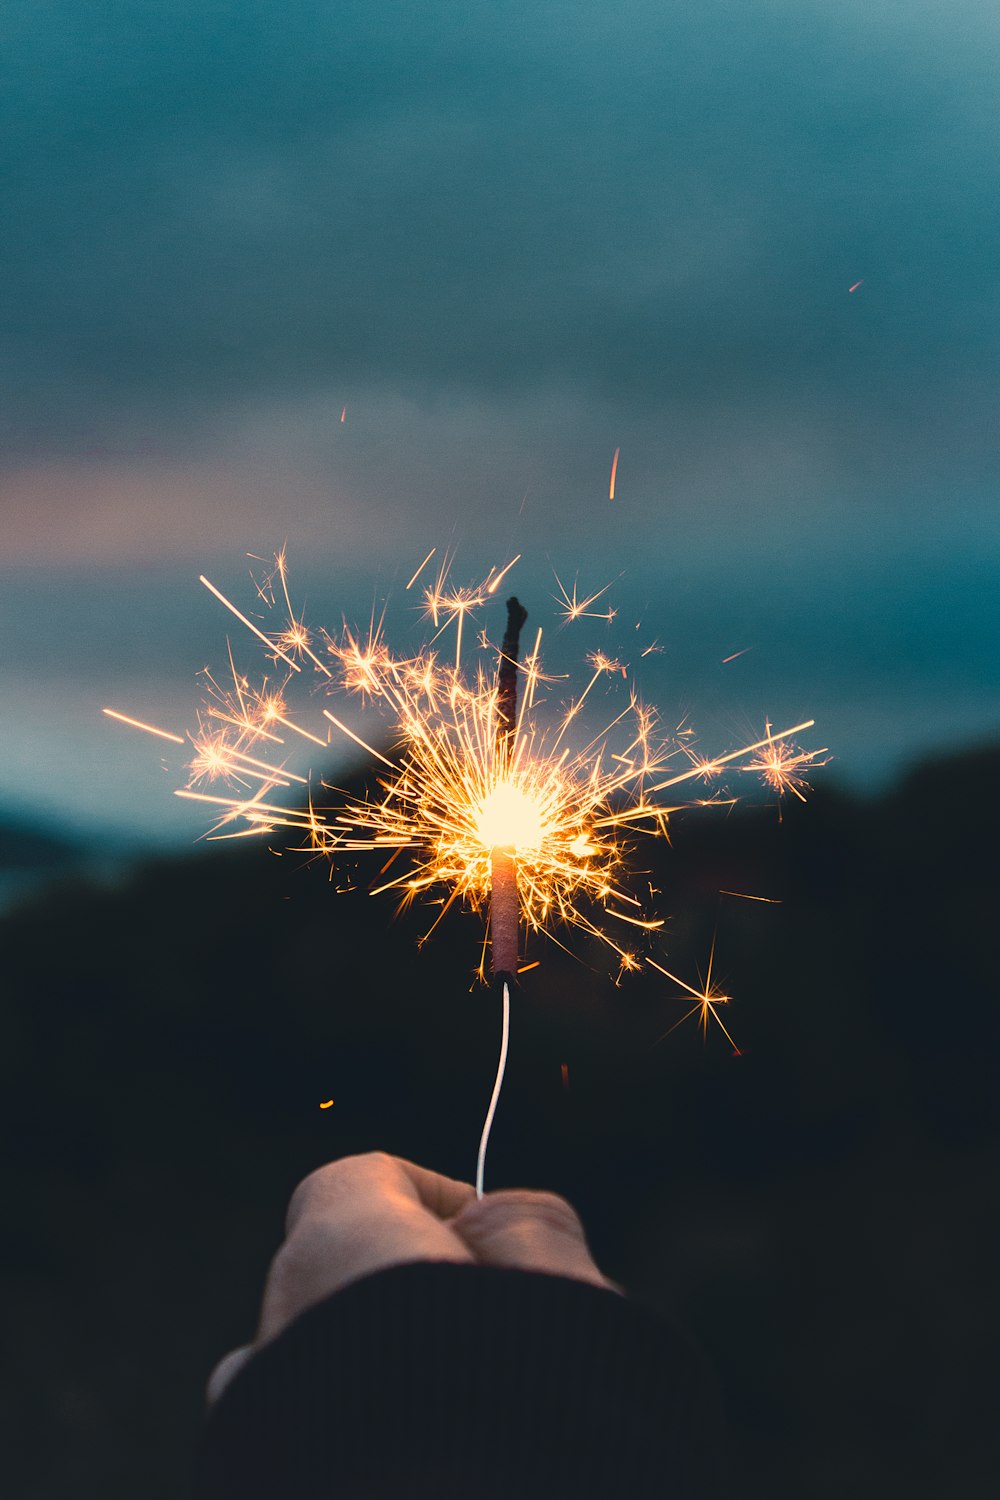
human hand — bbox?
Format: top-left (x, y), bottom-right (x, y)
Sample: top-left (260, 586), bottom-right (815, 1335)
top-left (207, 1151), bottom-right (615, 1403)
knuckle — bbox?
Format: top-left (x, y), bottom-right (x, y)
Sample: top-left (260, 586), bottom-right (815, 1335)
top-left (285, 1152), bottom-right (395, 1232)
top-left (351, 1149), bottom-right (396, 1175)
top-left (516, 1190), bottom-right (586, 1238)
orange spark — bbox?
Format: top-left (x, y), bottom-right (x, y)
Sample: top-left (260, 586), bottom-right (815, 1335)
top-left (487, 555), bottom-right (521, 595)
top-left (849, 280), bottom-right (864, 293)
top-left (552, 572), bottom-right (617, 625)
top-left (319, 1098), bottom-right (334, 1108)
top-left (648, 939), bottom-right (739, 1053)
top-left (609, 447), bottom-right (620, 500)
top-left (406, 547), bottom-right (437, 591)
top-left (322, 710), bottom-right (397, 769)
top-left (102, 708), bottom-right (185, 745)
top-left (254, 550), bottom-right (332, 676)
top-left (722, 647), bottom-right (751, 664)
top-left (200, 575), bottom-right (301, 672)
top-left (644, 720), bottom-right (816, 796)
top-left (743, 723), bottom-right (829, 805)
top-left (340, 406), bottom-right (346, 422)
top-left (719, 890), bottom-right (782, 903)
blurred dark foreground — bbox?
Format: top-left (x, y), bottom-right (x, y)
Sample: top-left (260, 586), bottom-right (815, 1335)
top-left (2, 743), bottom-right (997, 1500)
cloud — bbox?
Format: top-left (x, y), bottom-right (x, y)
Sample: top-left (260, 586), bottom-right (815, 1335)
top-left (3, 1), bottom-right (999, 450)
top-left (0, 379), bottom-right (915, 567)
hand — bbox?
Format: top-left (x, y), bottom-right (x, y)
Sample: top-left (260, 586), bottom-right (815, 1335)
top-left (207, 1151), bottom-right (615, 1404)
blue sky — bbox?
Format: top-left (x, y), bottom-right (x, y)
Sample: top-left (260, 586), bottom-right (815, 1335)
top-left (2, 1), bottom-right (998, 842)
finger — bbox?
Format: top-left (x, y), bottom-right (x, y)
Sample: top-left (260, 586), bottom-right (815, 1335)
top-left (392, 1157), bottom-right (478, 1220)
top-left (261, 1154), bottom-right (473, 1344)
top-left (206, 1344), bottom-right (254, 1407)
top-left (285, 1151), bottom-right (400, 1235)
top-left (452, 1188), bottom-right (616, 1292)
top-left (284, 1152), bottom-right (474, 1235)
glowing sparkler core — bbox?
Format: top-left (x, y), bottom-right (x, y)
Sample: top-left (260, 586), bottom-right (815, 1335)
top-left (475, 781), bottom-right (546, 854)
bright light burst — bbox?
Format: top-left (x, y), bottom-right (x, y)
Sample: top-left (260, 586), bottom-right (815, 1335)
top-left (743, 719), bottom-right (829, 806)
top-left (107, 550), bottom-right (827, 1032)
top-left (648, 939), bottom-right (739, 1053)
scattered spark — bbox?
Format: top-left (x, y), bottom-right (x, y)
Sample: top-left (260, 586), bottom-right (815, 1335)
top-left (722, 647), bottom-right (751, 664)
top-left (643, 721), bottom-right (817, 797)
top-left (319, 1098), bottom-right (334, 1108)
top-left (331, 611), bottom-right (394, 700)
top-left (340, 406), bottom-right (347, 422)
top-left (322, 710), bottom-right (397, 770)
top-left (609, 447), bottom-right (620, 500)
top-left (553, 649), bottom-right (627, 746)
top-left (849, 280), bottom-right (864, 293)
top-left (518, 960), bottom-right (541, 974)
top-left (560, 1062), bottom-right (569, 1090)
top-left (743, 720), bottom-right (830, 806)
top-left (200, 575), bottom-right (301, 672)
top-left (719, 890), bottom-right (782, 903)
top-left (102, 708), bottom-right (185, 745)
top-left (406, 548), bottom-right (437, 591)
top-left (640, 641), bottom-right (663, 658)
top-left (422, 561), bottom-right (486, 668)
top-left (188, 732), bottom-right (307, 791)
top-left (255, 550), bottom-right (332, 676)
top-left (648, 939), bottom-right (740, 1053)
top-left (552, 572), bottom-right (617, 625)
top-left (487, 555), bottom-right (521, 595)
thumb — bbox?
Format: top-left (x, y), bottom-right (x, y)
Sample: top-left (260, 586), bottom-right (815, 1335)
top-left (206, 1344), bottom-right (255, 1406)
top-left (452, 1189), bottom-right (617, 1292)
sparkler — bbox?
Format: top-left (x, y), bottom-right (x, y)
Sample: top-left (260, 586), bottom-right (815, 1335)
top-left (106, 549), bottom-right (827, 1188)
top-left (475, 595), bottom-right (528, 1197)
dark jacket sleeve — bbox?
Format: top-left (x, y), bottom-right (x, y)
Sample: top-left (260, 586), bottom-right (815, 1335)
top-left (193, 1260), bottom-right (726, 1499)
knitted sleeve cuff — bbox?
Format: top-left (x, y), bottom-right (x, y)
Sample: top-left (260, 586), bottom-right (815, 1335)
top-left (194, 1260), bottom-right (725, 1500)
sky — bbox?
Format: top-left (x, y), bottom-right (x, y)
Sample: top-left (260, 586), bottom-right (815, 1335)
top-left (2, 0), bottom-right (999, 844)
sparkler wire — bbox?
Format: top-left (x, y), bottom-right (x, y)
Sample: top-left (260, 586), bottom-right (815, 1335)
top-left (475, 978), bottom-right (510, 1199)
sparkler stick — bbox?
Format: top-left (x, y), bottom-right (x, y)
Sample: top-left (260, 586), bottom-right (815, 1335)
top-left (489, 859), bottom-right (518, 980)
top-left (491, 596), bottom-right (528, 982)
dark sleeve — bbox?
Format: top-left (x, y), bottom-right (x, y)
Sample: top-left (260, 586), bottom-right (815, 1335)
top-left (194, 1261), bottom-right (726, 1500)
